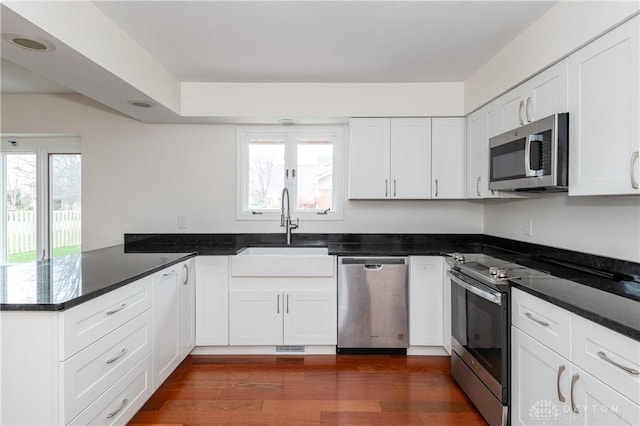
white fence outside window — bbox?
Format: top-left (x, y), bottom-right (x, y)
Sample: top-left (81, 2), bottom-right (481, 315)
top-left (7, 210), bottom-right (81, 254)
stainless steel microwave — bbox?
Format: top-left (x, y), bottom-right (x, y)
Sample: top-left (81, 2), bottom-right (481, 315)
top-left (488, 113), bottom-right (568, 192)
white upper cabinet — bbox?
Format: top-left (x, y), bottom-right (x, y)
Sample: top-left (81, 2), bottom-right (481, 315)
top-left (432, 118), bottom-right (466, 199)
top-left (390, 118), bottom-right (432, 198)
top-left (495, 59), bottom-right (569, 135)
top-left (568, 16), bottom-right (640, 196)
top-left (349, 117), bottom-right (431, 199)
top-left (466, 107), bottom-right (489, 199)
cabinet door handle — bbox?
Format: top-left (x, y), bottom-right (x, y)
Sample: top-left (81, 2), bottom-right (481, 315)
top-left (277, 294), bottom-right (280, 314)
top-left (385, 179), bottom-right (388, 197)
top-left (631, 151), bottom-right (639, 189)
top-left (434, 179), bottom-right (439, 197)
top-left (557, 364), bottom-right (566, 402)
top-left (286, 294), bottom-right (289, 314)
top-left (106, 303), bottom-right (127, 316)
top-left (105, 348), bottom-right (128, 364)
top-left (570, 373), bottom-right (580, 413)
top-left (393, 179), bottom-right (397, 197)
top-left (183, 264), bottom-right (189, 285)
top-left (519, 100), bottom-right (526, 125)
top-left (526, 97), bottom-right (533, 122)
top-left (106, 398), bottom-right (129, 419)
top-left (525, 312), bottom-right (550, 327)
top-left (476, 176), bottom-right (482, 197)
top-left (597, 351), bottom-right (640, 375)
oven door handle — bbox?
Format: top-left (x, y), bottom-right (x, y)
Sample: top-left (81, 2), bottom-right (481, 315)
top-left (448, 271), bottom-right (502, 306)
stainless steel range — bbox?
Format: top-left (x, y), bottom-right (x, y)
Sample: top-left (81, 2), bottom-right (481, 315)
top-left (447, 253), bottom-right (550, 426)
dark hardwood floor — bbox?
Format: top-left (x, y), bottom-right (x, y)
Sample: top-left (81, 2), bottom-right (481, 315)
top-left (129, 354), bottom-right (488, 425)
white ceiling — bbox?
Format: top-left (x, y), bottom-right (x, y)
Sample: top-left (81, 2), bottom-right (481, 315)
top-left (1, 0), bottom-right (557, 95)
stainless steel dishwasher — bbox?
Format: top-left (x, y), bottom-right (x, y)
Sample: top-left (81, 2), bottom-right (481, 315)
top-left (337, 257), bottom-right (409, 350)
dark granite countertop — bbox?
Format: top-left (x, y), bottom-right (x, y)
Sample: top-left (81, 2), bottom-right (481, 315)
top-left (509, 275), bottom-right (640, 341)
top-left (0, 245), bottom-right (194, 311)
top-left (4, 233), bottom-right (639, 342)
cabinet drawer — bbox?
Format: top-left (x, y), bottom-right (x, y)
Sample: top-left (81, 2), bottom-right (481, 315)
top-left (512, 288), bottom-right (571, 358)
top-left (572, 314), bottom-right (640, 404)
top-left (60, 277), bottom-right (152, 360)
top-left (61, 310), bottom-right (152, 423)
top-left (67, 355), bottom-right (153, 426)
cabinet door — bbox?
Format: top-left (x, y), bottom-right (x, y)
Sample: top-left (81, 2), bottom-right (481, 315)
top-left (571, 366), bottom-right (640, 426)
top-left (348, 118), bottom-right (391, 199)
top-left (526, 59), bottom-right (568, 123)
top-left (179, 259), bottom-right (196, 359)
top-left (466, 109), bottom-right (487, 199)
top-left (409, 256), bottom-right (443, 346)
top-left (283, 290), bottom-right (337, 345)
top-left (511, 327), bottom-right (572, 425)
top-left (497, 88), bottom-right (527, 134)
top-left (442, 260), bottom-right (451, 354)
top-left (152, 267), bottom-right (181, 390)
top-left (195, 256), bottom-right (229, 346)
top-left (229, 290), bottom-right (283, 345)
top-left (569, 16), bottom-right (640, 195)
top-left (432, 118), bottom-right (465, 199)
top-left (390, 117), bottom-right (432, 198)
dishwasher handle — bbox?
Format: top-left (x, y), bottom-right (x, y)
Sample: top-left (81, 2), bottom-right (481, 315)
top-left (363, 264), bottom-right (383, 271)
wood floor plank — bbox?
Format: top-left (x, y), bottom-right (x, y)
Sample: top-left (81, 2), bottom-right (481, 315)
top-left (128, 355), bottom-right (488, 426)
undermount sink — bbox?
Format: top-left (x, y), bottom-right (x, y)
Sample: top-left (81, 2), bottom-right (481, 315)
top-left (231, 246), bottom-right (334, 277)
top-left (238, 246), bottom-right (328, 256)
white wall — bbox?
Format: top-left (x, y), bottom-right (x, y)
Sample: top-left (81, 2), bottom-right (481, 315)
top-left (484, 195), bottom-right (640, 263)
top-left (465, 1), bottom-right (640, 113)
top-left (1, 94), bottom-right (484, 250)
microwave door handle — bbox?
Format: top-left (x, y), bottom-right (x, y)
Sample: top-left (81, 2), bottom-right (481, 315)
top-left (525, 135), bottom-right (543, 177)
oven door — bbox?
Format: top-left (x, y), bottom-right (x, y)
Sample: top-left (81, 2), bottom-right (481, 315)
top-left (449, 270), bottom-right (508, 403)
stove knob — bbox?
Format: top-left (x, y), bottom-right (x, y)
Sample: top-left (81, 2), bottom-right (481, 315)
top-left (452, 252), bottom-right (460, 261)
top-left (489, 267), bottom-right (498, 276)
top-left (496, 269), bottom-right (507, 278)
top-left (457, 254), bottom-right (465, 263)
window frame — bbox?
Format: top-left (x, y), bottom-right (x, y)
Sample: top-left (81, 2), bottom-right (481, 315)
top-left (1, 135), bottom-right (81, 264)
top-left (236, 125), bottom-right (344, 221)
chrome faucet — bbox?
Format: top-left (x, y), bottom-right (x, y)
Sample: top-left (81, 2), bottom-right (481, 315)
top-left (280, 187), bottom-right (299, 245)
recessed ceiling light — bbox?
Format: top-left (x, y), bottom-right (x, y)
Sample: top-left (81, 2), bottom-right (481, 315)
top-left (2, 33), bottom-right (55, 52)
top-left (279, 119), bottom-right (296, 125)
top-left (127, 100), bottom-right (155, 108)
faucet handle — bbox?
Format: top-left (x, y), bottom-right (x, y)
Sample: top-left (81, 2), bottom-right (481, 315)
top-left (291, 218), bottom-right (299, 229)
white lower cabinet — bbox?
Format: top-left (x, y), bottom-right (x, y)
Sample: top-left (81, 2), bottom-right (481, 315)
top-left (179, 258), bottom-right (196, 358)
top-left (151, 266), bottom-right (181, 390)
top-left (68, 355), bottom-right (153, 426)
top-left (195, 256), bottom-right (229, 345)
top-left (408, 256), bottom-right (444, 348)
top-left (511, 288), bottom-right (640, 426)
top-left (229, 287), bottom-right (337, 346)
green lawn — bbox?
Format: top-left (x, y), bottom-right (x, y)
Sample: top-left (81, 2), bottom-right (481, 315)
top-left (8, 245), bottom-right (81, 263)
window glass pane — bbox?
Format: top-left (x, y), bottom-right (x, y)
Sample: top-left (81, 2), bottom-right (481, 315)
top-left (248, 137), bottom-right (285, 209)
top-left (296, 137), bottom-right (333, 210)
top-left (5, 154), bottom-right (37, 264)
top-left (50, 154), bottom-right (81, 257)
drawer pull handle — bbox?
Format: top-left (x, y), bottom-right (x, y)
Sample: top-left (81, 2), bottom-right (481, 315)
top-left (570, 374), bottom-right (580, 413)
top-left (557, 364), bottom-right (566, 402)
top-left (106, 398), bottom-right (129, 419)
top-left (105, 348), bottom-right (128, 364)
top-left (163, 270), bottom-right (175, 277)
top-left (631, 151), bottom-right (639, 189)
top-left (106, 303), bottom-right (127, 316)
top-left (525, 312), bottom-right (550, 327)
top-left (597, 351), bottom-right (640, 375)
